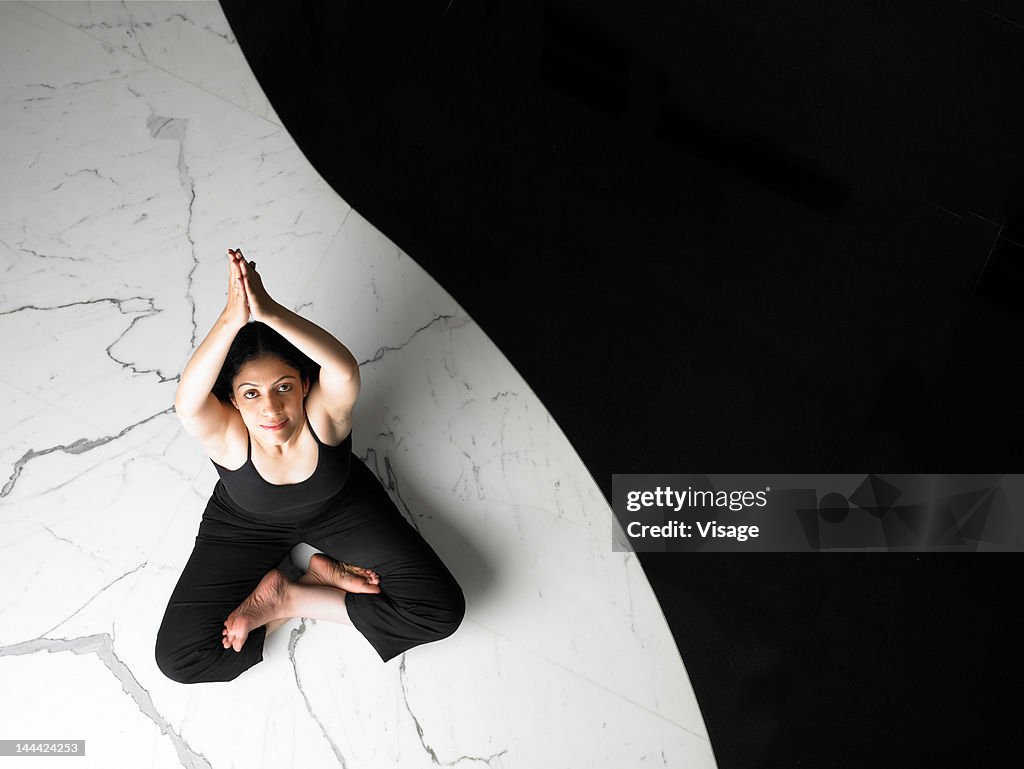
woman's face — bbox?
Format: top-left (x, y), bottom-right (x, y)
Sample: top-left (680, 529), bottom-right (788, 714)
top-left (229, 355), bottom-right (308, 444)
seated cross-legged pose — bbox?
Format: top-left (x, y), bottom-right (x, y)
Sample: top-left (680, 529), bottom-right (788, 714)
top-left (155, 248), bottom-right (465, 684)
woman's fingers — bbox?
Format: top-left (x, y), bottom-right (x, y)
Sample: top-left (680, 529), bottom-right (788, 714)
top-left (226, 248), bottom-right (273, 322)
top-left (228, 249), bottom-right (248, 291)
top-left (221, 249), bottom-right (252, 327)
top-left (228, 248), bottom-right (245, 273)
top-left (228, 252), bottom-right (238, 290)
top-left (227, 249), bottom-right (254, 274)
top-left (230, 256), bottom-right (243, 289)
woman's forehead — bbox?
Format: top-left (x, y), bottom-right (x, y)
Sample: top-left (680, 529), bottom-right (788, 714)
top-left (234, 355), bottom-right (300, 380)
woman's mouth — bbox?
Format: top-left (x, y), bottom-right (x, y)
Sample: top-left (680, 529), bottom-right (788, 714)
top-left (261, 419), bottom-right (288, 431)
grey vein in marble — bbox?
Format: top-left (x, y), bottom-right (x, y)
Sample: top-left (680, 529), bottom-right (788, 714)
top-left (0, 300), bottom-right (176, 403)
top-left (1, 407), bottom-right (174, 498)
top-left (398, 655), bottom-right (509, 768)
top-left (287, 619), bottom-right (349, 768)
top-left (39, 523), bottom-right (117, 569)
top-left (359, 447), bottom-right (421, 534)
top-left (146, 114), bottom-right (200, 347)
top-left (38, 562), bottom-right (147, 638)
top-left (0, 633), bottom-right (211, 769)
top-left (361, 313), bottom-right (468, 365)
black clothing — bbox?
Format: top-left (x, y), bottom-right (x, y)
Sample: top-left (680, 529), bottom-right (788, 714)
top-left (155, 416), bottom-right (465, 684)
top-left (210, 414), bottom-right (353, 519)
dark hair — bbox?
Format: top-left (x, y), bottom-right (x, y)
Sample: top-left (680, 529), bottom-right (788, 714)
top-left (212, 321), bottom-right (320, 403)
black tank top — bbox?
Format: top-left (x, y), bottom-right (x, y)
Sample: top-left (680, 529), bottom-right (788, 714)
top-left (210, 411), bottom-right (353, 520)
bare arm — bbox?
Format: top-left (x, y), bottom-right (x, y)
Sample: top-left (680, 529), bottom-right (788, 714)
top-left (173, 252), bottom-right (249, 442)
top-left (238, 254), bottom-right (360, 422)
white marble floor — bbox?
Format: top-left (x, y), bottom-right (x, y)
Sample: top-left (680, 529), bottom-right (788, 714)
top-left (0, 3), bottom-right (716, 768)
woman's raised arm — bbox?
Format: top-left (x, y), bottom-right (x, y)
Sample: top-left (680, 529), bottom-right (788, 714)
top-left (236, 252), bottom-right (360, 422)
top-left (173, 252), bottom-right (249, 432)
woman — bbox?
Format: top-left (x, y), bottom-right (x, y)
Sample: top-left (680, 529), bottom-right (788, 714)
top-left (155, 248), bottom-right (465, 683)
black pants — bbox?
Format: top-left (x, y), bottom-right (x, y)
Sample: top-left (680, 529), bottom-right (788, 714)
top-left (155, 457), bottom-right (465, 683)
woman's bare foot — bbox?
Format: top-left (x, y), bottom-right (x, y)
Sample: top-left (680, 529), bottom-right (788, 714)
top-left (303, 553), bottom-right (381, 594)
top-left (222, 569), bottom-right (289, 652)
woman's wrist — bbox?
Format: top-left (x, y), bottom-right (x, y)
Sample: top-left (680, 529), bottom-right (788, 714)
top-left (218, 309), bottom-right (249, 333)
top-left (254, 299), bottom-right (286, 326)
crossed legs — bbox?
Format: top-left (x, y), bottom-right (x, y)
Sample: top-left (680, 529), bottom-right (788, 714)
top-left (221, 554), bottom-right (381, 652)
top-left (157, 457), bottom-right (465, 682)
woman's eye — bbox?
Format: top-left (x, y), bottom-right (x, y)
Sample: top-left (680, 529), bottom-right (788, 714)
top-left (244, 391), bottom-right (258, 399)
top-left (279, 384), bottom-right (292, 392)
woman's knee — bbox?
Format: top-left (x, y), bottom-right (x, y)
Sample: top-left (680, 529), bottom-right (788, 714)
top-left (433, 577), bottom-right (466, 638)
top-left (154, 615), bottom-right (235, 685)
top-left (391, 574), bottom-right (465, 642)
top-left (155, 634), bottom-right (256, 685)
top-left (154, 636), bottom-right (201, 685)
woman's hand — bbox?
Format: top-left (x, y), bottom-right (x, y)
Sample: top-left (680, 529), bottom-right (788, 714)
top-left (232, 248), bottom-right (279, 322)
top-left (222, 249), bottom-right (250, 330)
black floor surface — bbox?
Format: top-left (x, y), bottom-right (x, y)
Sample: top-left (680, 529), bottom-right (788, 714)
top-left (221, 2), bottom-right (1024, 766)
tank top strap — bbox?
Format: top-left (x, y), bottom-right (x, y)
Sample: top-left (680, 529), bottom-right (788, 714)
top-left (304, 411), bottom-right (350, 448)
top-left (305, 410), bottom-right (324, 446)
